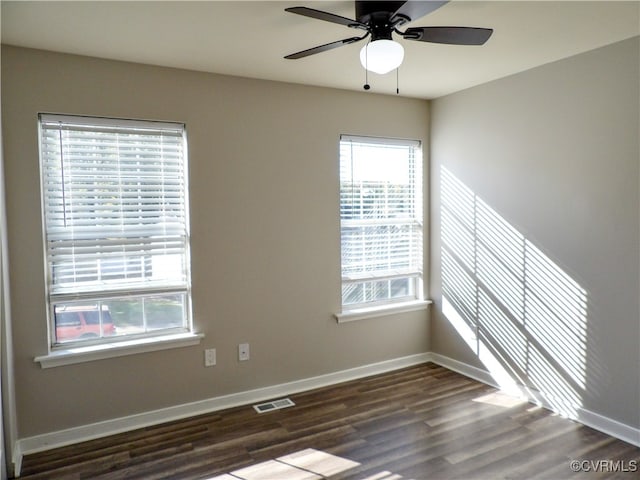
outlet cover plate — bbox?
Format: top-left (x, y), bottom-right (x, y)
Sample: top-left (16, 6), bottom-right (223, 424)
top-left (238, 343), bottom-right (250, 361)
top-left (204, 348), bottom-right (216, 366)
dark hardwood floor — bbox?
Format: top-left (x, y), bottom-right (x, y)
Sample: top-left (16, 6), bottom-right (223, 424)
top-left (18, 363), bottom-right (640, 479)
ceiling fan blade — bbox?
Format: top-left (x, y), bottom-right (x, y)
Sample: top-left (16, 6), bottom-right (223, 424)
top-left (391, 1), bottom-right (449, 23)
top-left (284, 36), bottom-right (366, 59)
top-left (285, 6), bottom-right (365, 29)
top-left (402, 26), bottom-right (493, 45)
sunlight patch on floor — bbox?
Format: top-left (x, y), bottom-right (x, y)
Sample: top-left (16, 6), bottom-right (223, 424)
top-left (277, 448), bottom-right (360, 477)
top-left (206, 448), bottom-right (411, 480)
top-left (472, 391), bottom-right (528, 408)
top-left (229, 459), bottom-right (322, 480)
top-left (359, 472), bottom-right (405, 480)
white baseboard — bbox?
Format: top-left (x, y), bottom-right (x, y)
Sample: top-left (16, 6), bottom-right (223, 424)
top-left (429, 352), bottom-right (500, 388)
top-left (15, 352), bottom-right (432, 472)
top-left (577, 406), bottom-right (640, 448)
top-left (13, 350), bottom-right (639, 477)
top-left (429, 352), bottom-right (640, 448)
top-left (11, 447), bottom-right (22, 480)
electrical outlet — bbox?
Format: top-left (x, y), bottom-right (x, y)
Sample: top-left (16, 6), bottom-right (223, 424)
top-left (204, 348), bottom-right (216, 367)
top-left (238, 343), bottom-right (250, 361)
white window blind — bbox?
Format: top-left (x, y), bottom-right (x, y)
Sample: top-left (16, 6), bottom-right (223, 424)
top-left (339, 135), bottom-right (423, 308)
top-left (39, 114), bottom-right (191, 345)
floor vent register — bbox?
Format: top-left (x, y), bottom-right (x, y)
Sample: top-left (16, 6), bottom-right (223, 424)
top-left (253, 397), bottom-right (295, 413)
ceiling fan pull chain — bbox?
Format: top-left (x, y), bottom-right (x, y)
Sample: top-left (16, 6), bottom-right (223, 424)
top-left (363, 40), bottom-right (371, 91)
top-left (396, 67), bottom-right (400, 95)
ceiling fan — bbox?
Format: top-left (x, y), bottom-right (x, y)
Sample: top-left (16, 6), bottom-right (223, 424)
top-left (284, 1), bottom-right (493, 75)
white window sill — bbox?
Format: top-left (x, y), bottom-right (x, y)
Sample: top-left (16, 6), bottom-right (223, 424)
top-left (334, 299), bottom-right (432, 324)
top-left (34, 332), bottom-right (204, 369)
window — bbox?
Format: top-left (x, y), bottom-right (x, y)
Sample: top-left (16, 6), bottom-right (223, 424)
top-left (339, 135), bottom-right (423, 310)
top-left (39, 114), bottom-right (192, 347)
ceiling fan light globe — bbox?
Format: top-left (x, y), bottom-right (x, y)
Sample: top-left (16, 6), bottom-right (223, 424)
top-left (359, 39), bottom-right (404, 74)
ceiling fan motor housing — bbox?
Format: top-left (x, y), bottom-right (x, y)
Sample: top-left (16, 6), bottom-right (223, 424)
top-left (356, 1), bottom-right (409, 41)
top-left (355, 1), bottom-right (405, 23)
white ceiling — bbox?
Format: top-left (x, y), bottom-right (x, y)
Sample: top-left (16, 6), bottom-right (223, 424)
top-left (2, 1), bottom-right (639, 99)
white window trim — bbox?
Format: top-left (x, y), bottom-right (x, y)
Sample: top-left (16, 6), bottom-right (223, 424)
top-left (334, 299), bottom-right (432, 324)
top-left (35, 332), bottom-right (204, 368)
top-left (339, 134), bottom-right (424, 311)
top-left (37, 113), bottom-right (194, 354)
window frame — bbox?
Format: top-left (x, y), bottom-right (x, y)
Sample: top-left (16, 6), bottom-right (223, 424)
top-left (338, 134), bottom-right (425, 316)
top-left (38, 113), bottom-right (195, 353)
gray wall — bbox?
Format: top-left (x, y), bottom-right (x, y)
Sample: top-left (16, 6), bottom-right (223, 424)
top-left (430, 37), bottom-right (639, 428)
top-left (0, 88), bottom-right (8, 480)
top-left (1, 46), bottom-right (430, 438)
